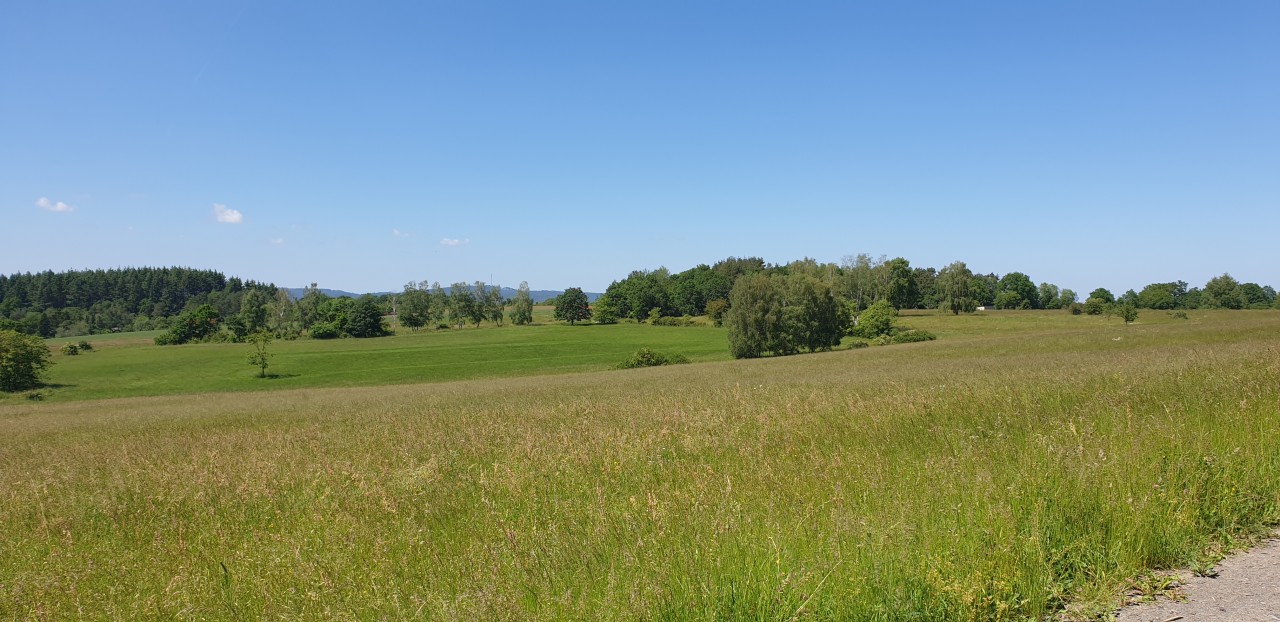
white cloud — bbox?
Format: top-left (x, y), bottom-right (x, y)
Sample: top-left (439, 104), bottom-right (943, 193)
top-left (392, 228), bottom-right (411, 238)
top-left (269, 238), bottom-right (284, 245)
top-left (440, 237), bottom-right (470, 246)
top-left (213, 203), bottom-right (243, 224)
top-left (35, 197), bottom-right (74, 212)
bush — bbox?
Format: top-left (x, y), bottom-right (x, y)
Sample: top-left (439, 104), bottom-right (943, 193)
top-left (704, 299), bottom-right (729, 327)
top-left (308, 322), bottom-right (341, 339)
top-left (77, 340), bottom-right (93, 351)
top-left (891, 329), bottom-right (937, 344)
top-left (615, 348), bottom-right (690, 370)
top-left (652, 315), bottom-right (700, 327)
top-left (1066, 303), bottom-right (1084, 315)
top-left (851, 300), bottom-right (896, 338)
top-left (0, 329), bottom-right (54, 392)
top-left (203, 331), bottom-right (236, 344)
top-left (60, 343), bottom-right (80, 355)
top-left (1168, 310), bottom-right (1189, 320)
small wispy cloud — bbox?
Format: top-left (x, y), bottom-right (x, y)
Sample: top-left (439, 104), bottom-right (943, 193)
top-left (440, 237), bottom-right (469, 246)
top-left (392, 228), bottom-right (411, 238)
top-left (35, 197), bottom-right (74, 212)
top-left (269, 238), bottom-right (284, 245)
top-left (213, 203), bottom-right (243, 224)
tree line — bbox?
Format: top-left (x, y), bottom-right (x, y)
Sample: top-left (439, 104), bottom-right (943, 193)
top-left (594, 255), bottom-right (1277, 321)
top-left (0, 267), bottom-right (278, 338)
top-left (158, 279), bottom-right (572, 345)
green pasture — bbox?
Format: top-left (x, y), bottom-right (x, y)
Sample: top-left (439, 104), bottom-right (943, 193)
top-left (3, 310), bottom-right (1279, 620)
top-left (27, 319), bottom-right (729, 402)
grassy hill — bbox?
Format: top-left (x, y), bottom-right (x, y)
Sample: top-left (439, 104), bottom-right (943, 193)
top-left (3, 309), bottom-right (1278, 619)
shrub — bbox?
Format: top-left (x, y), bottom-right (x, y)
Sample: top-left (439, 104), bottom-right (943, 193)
top-left (652, 315), bottom-right (700, 327)
top-left (851, 300), bottom-right (896, 338)
top-left (308, 322), bottom-right (341, 339)
top-left (615, 348), bottom-right (690, 370)
top-left (1168, 310), bottom-right (1189, 320)
top-left (1066, 303), bottom-right (1084, 315)
top-left (891, 329), bottom-right (937, 344)
top-left (77, 340), bottom-right (93, 351)
top-left (0, 329), bottom-right (54, 392)
top-left (60, 343), bottom-right (80, 356)
top-left (1118, 303), bottom-right (1139, 324)
top-left (204, 331), bottom-right (236, 344)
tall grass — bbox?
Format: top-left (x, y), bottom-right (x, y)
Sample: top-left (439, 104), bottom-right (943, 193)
top-left (2, 311), bottom-right (1278, 620)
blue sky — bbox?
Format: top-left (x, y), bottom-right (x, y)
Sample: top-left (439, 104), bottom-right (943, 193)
top-left (3, 1), bottom-right (1277, 294)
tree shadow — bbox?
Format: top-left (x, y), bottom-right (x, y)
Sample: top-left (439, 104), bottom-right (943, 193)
top-left (258, 373), bottom-right (299, 380)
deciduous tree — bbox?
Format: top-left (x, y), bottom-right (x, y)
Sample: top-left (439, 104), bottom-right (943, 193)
top-left (726, 273), bottom-right (784, 359)
top-left (345, 295), bottom-right (389, 337)
top-left (554, 287), bottom-right (592, 325)
top-left (996, 272), bottom-right (1037, 309)
top-left (0, 329), bottom-right (53, 391)
top-left (509, 282), bottom-right (534, 326)
top-left (937, 261), bottom-right (977, 315)
top-left (246, 330), bottom-right (273, 377)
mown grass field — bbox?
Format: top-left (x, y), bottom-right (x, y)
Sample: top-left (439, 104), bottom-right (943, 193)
top-left (3, 310), bottom-right (1279, 620)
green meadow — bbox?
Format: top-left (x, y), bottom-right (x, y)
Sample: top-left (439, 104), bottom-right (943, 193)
top-left (3, 310), bottom-right (1279, 620)
top-left (29, 311), bottom-right (728, 402)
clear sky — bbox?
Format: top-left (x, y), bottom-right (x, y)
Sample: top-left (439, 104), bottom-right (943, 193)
top-left (3, 1), bottom-right (1277, 295)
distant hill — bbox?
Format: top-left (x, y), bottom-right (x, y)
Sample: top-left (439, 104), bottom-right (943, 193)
top-left (285, 286), bottom-right (600, 303)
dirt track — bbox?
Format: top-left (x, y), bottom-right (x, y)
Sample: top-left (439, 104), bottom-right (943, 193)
top-left (1115, 536), bottom-right (1280, 621)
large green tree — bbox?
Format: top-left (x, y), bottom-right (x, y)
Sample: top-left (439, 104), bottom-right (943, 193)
top-left (726, 273), bottom-right (785, 359)
top-left (937, 261), bottom-right (976, 315)
top-left (995, 272), bottom-right (1038, 309)
top-left (345, 295), bottom-right (389, 338)
top-left (398, 282), bottom-right (432, 331)
top-left (1136, 282), bottom-right (1178, 310)
top-left (1202, 274), bottom-right (1246, 309)
top-left (1037, 283), bottom-right (1061, 309)
top-left (554, 287), bottom-right (592, 325)
top-left (882, 257), bottom-right (919, 310)
top-left (448, 282), bottom-right (475, 328)
top-left (782, 274), bottom-right (843, 353)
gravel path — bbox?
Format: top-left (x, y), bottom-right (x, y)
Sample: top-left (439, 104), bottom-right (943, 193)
top-left (1115, 536), bottom-right (1280, 622)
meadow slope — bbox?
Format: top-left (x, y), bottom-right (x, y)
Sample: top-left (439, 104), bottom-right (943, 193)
top-left (2, 311), bottom-right (1278, 620)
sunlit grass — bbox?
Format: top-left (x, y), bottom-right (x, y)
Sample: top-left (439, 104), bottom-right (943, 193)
top-left (2, 310), bottom-right (1278, 620)
top-left (23, 320), bottom-right (730, 402)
